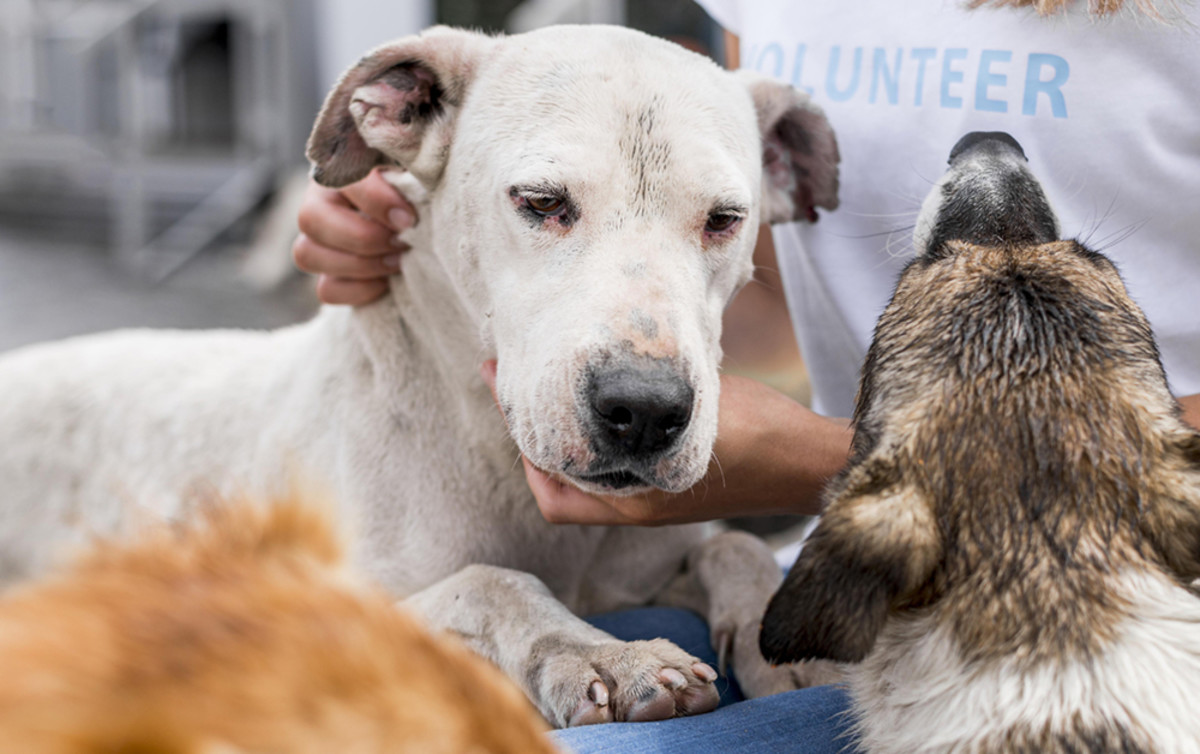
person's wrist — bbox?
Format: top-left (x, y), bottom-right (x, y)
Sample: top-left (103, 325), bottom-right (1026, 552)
top-left (716, 375), bottom-right (850, 516)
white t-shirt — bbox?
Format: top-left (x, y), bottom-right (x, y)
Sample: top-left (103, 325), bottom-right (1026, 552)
top-left (698, 0), bottom-right (1200, 416)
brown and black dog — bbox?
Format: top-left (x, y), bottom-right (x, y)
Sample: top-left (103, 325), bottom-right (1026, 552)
top-left (0, 497), bottom-right (557, 754)
top-left (760, 132), bottom-right (1200, 753)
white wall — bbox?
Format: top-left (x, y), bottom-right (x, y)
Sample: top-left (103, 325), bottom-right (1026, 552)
top-left (313, 0), bottom-right (434, 91)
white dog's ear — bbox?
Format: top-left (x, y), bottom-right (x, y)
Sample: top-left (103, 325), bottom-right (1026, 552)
top-left (737, 71), bottom-right (840, 225)
top-left (306, 27), bottom-right (496, 188)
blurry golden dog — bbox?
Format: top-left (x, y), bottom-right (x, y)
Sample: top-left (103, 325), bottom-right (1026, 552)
top-left (0, 498), bottom-right (557, 754)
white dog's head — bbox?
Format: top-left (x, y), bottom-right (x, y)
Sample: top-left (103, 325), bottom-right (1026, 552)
top-left (308, 26), bottom-right (838, 496)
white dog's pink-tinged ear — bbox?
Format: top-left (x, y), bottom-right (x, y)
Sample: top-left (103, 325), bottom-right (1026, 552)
top-left (737, 71), bottom-right (840, 225)
top-left (306, 27), bottom-right (496, 188)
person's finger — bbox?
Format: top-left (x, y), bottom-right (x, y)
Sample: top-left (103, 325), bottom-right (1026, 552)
top-left (341, 168), bottom-right (419, 232)
top-left (292, 233), bottom-right (404, 280)
top-left (298, 187), bottom-right (403, 259)
top-left (314, 274), bottom-right (390, 306)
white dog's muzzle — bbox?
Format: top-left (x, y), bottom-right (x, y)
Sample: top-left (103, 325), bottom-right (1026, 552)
top-left (573, 353), bottom-right (695, 491)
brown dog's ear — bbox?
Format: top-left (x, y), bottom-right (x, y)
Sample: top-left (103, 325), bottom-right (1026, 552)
top-left (306, 27), bottom-right (496, 188)
top-left (759, 473), bottom-right (940, 664)
top-left (736, 71), bottom-right (840, 225)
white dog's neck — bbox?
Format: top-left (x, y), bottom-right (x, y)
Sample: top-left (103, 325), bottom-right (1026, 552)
top-left (394, 246), bottom-right (483, 377)
top-left (346, 172), bottom-right (501, 448)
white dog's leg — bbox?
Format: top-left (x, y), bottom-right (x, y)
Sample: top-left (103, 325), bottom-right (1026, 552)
top-left (405, 564), bottom-right (719, 728)
top-left (658, 531), bottom-right (843, 697)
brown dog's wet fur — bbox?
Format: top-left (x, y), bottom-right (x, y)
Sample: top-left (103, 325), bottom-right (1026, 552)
top-left (0, 498), bottom-right (557, 754)
top-left (762, 232), bottom-right (1200, 750)
top-left (849, 240), bottom-right (1198, 664)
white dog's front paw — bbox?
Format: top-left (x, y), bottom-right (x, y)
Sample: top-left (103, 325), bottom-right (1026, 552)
top-left (529, 637), bottom-right (720, 727)
top-left (716, 617), bottom-right (843, 698)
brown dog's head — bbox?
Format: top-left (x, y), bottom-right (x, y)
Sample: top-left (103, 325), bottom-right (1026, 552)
top-left (760, 132), bottom-right (1200, 666)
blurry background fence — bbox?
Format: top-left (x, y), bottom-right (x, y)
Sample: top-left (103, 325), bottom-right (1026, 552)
top-left (0, 0), bottom-right (717, 277)
top-left (0, 0), bottom-right (316, 277)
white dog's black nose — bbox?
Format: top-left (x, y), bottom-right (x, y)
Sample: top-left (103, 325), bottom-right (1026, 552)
top-left (588, 364), bottom-right (694, 458)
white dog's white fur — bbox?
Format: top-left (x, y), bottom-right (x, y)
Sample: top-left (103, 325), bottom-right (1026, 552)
top-left (0, 25), bottom-right (839, 726)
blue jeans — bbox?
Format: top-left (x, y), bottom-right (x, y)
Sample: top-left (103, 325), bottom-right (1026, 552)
top-left (552, 608), bottom-right (861, 754)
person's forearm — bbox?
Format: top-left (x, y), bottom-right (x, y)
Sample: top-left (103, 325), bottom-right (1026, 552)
top-left (1179, 393), bottom-right (1200, 430)
top-left (696, 375), bottom-right (851, 518)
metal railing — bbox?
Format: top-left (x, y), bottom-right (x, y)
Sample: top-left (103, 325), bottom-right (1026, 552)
top-left (0, 0), bottom-right (303, 279)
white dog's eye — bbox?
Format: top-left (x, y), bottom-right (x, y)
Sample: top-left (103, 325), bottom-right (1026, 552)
top-left (510, 185), bottom-right (576, 229)
top-left (705, 212), bottom-right (742, 234)
top-left (527, 195), bottom-right (566, 216)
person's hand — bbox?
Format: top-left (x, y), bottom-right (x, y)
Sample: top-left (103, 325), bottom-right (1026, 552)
top-left (1180, 393), bottom-right (1200, 430)
top-left (293, 168), bottom-right (417, 305)
top-left (479, 361), bottom-right (852, 526)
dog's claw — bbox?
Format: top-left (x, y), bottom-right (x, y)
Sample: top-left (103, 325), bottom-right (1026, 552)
top-left (588, 679), bottom-right (610, 707)
top-left (568, 681), bottom-right (614, 727)
top-left (692, 662), bottom-right (718, 683)
top-left (714, 625), bottom-right (734, 676)
top-left (660, 667), bottom-right (688, 690)
top-left (543, 639), bottom-right (720, 727)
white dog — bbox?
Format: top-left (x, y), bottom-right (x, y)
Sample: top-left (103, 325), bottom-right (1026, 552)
top-left (0, 25), bottom-right (839, 727)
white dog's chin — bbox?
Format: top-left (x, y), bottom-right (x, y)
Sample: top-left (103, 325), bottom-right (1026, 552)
top-left (556, 459), bottom-right (706, 497)
top-left (565, 472), bottom-right (658, 498)
top-left (522, 454), bottom-right (693, 497)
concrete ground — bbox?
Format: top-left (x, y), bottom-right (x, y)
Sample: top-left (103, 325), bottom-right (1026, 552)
top-left (0, 229), bottom-right (315, 355)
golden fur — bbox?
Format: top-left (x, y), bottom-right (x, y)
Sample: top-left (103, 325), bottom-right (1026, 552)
top-left (0, 498), bottom-right (557, 754)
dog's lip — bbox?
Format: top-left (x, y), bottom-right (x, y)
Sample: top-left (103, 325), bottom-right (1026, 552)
top-left (572, 469), bottom-right (647, 491)
top-left (523, 458), bottom-right (658, 495)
